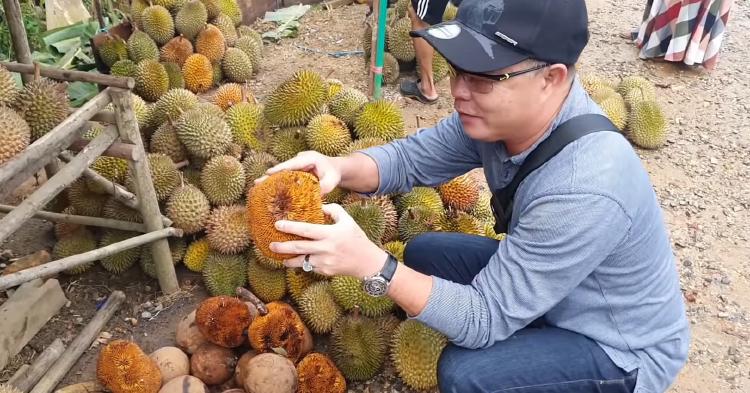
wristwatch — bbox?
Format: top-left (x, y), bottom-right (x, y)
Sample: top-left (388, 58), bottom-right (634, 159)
top-left (362, 252), bottom-right (399, 297)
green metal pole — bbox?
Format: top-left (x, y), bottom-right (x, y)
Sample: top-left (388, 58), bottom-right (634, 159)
top-left (373, 0), bottom-right (388, 100)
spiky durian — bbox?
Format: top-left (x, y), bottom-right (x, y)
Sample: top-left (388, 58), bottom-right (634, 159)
top-left (328, 87), bottom-right (368, 127)
top-left (341, 137), bottom-right (386, 156)
top-left (305, 114), bottom-right (352, 156)
top-left (246, 171), bottom-right (325, 260)
top-left (343, 201), bottom-right (386, 245)
top-left (226, 102), bottom-right (264, 150)
top-left (67, 179), bottom-right (108, 217)
top-left (14, 78), bottom-right (68, 140)
top-left (343, 194), bottom-right (398, 242)
top-left (286, 267), bottom-right (326, 304)
top-left (390, 320), bottom-right (447, 391)
top-left (627, 100), bottom-right (667, 149)
top-left (110, 59), bottom-right (137, 77)
top-left (200, 0), bottom-right (221, 19)
top-left (202, 252), bottom-right (248, 296)
top-left (150, 122), bottom-right (188, 162)
top-left (141, 5), bottom-right (174, 45)
top-left (599, 93), bottom-right (628, 131)
top-left (183, 238), bottom-right (210, 271)
top-left (195, 24), bottom-right (225, 64)
top-left (383, 240), bottom-right (405, 262)
top-left (242, 150), bottom-right (277, 186)
top-left (234, 35), bottom-right (263, 74)
top-left (86, 156), bottom-right (129, 194)
top-left (174, 105), bottom-right (233, 159)
top-left (248, 301), bottom-right (311, 362)
top-left (387, 17), bottom-right (415, 62)
top-left (205, 204), bottom-right (250, 254)
top-left (127, 29), bottom-right (160, 63)
top-left (201, 155), bottom-right (246, 205)
top-left (263, 69), bottom-right (327, 127)
top-left (213, 83), bottom-right (244, 111)
top-left (135, 59), bottom-right (169, 102)
top-left (175, 0), bottom-right (208, 40)
top-left (160, 35), bottom-right (194, 66)
top-left (221, 48), bottom-right (253, 83)
top-left (195, 295), bottom-right (252, 348)
top-left (54, 206), bottom-right (82, 239)
top-left (138, 238), bottom-right (182, 278)
top-left (162, 62), bottom-right (184, 89)
top-left (0, 65), bottom-right (19, 106)
top-left (331, 275), bottom-right (395, 318)
top-left (98, 34), bottom-right (128, 67)
top-left (353, 100), bottom-right (404, 141)
top-left (298, 281), bottom-right (342, 334)
top-left (329, 312), bottom-right (387, 381)
top-left (269, 127), bottom-right (308, 161)
top-left (52, 229), bottom-right (97, 275)
top-left (182, 53), bottom-right (214, 93)
top-left (297, 352), bottom-right (346, 393)
top-left (96, 340), bottom-right (162, 393)
top-left (397, 186), bottom-right (445, 215)
top-left (212, 13), bottom-right (238, 46)
top-left (398, 205), bottom-right (446, 242)
top-left (247, 253), bottom-right (287, 302)
top-left (617, 75), bottom-right (656, 100)
top-left (437, 174), bottom-right (480, 212)
top-left (99, 230), bottom-right (142, 274)
top-left (445, 210), bottom-right (484, 235)
top-left (166, 184), bottom-right (211, 234)
top-left (218, 0), bottom-right (242, 25)
top-left (0, 106), bottom-right (30, 166)
top-left (125, 153), bottom-right (179, 201)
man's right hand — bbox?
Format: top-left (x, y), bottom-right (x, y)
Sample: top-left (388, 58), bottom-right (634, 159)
top-left (254, 150), bottom-right (342, 195)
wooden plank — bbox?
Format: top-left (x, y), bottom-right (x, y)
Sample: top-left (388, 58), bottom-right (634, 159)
top-left (0, 61), bottom-right (135, 89)
top-left (11, 339), bottom-right (65, 392)
top-left (66, 138), bottom-right (139, 161)
top-left (0, 279), bottom-right (68, 372)
top-left (29, 291), bottom-right (125, 393)
top-left (1, 0), bottom-right (32, 83)
top-left (1, 250), bottom-right (51, 276)
top-left (0, 204), bottom-right (147, 233)
top-left (0, 89), bottom-right (112, 201)
top-left (0, 126), bottom-right (118, 245)
top-left (110, 88), bottom-right (179, 295)
top-left (0, 227), bottom-right (182, 291)
top-left (58, 150), bottom-right (140, 209)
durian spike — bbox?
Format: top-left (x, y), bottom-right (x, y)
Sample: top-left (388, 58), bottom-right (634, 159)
top-left (236, 286), bottom-right (268, 315)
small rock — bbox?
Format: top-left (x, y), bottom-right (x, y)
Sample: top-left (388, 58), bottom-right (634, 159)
top-left (125, 317), bottom-right (138, 326)
top-left (141, 311), bottom-right (152, 319)
top-left (153, 303), bottom-right (164, 312)
top-left (728, 346), bottom-right (739, 356)
top-left (0, 263), bottom-right (6, 269)
top-left (75, 317), bottom-right (83, 324)
top-left (718, 312), bottom-right (730, 319)
top-left (721, 276), bottom-right (731, 285)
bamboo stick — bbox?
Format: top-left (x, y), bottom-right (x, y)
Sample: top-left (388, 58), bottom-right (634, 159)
top-left (8, 365), bottom-right (30, 387)
top-left (58, 151), bottom-right (138, 209)
top-left (0, 204), bottom-right (147, 232)
top-left (1, 0), bottom-right (32, 83)
top-left (29, 291), bottom-right (126, 393)
top-left (110, 88), bottom-right (180, 295)
top-left (0, 61), bottom-right (135, 89)
top-left (67, 138), bottom-right (138, 161)
top-left (0, 89), bottom-right (112, 201)
top-left (0, 127), bottom-right (118, 245)
top-left (0, 227), bottom-right (181, 291)
top-left (11, 339), bottom-right (65, 392)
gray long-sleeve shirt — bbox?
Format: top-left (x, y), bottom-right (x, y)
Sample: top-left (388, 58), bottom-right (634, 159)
top-left (358, 78), bottom-right (690, 393)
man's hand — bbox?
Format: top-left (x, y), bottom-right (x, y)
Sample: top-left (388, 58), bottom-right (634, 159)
top-left (269, 203), bottom-right (387, 278)
top-left (254, 151), bottom-right (341, 195)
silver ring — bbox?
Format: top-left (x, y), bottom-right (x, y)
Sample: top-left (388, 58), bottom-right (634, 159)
top-left (302, 254), bottom-right (313, 272)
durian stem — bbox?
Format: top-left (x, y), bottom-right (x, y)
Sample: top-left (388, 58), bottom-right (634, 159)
top-left (29, 291), bottom-right (125, 393)
top-left (236, 286), bottom-right (268, 315)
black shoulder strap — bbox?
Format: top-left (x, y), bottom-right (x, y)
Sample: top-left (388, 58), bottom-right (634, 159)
top-left (491, 114), bottom-right (618, 234)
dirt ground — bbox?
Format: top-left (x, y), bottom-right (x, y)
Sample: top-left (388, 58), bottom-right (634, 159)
top-left (1, 0), bottom-right (749, 391)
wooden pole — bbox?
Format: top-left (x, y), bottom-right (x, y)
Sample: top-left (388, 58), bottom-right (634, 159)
top-left (29, 291), bottom-right (126, 393)
top-left (109, 88), bottom-right (180, 295)
top-left (0, 89), bottom-right (112, 201)
top-left (0, 227), bottom-right (181, 291)
top-left (1, 0), bottom-right (32, 83)
top-left (0, 127), bottom-right (118, 245)
top-left (58, 151), bottom-right (139, 208)
top-left (367, 0), bottom-right (379, 98)
top-left (0, 61), bottom-right (135, 89)
top-left (67, 138), bottom-right (139, 161)
top-left (0, 204), bottom-right (147, 232)
top-left (10, 339), bottom-right (65, 392)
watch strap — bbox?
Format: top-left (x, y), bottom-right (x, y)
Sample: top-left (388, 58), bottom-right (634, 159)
top-left (380, 252), bottom-right (398, 282)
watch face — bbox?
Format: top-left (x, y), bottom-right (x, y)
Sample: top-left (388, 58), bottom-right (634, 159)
top-left (363, 276), bottom-right (388, 297)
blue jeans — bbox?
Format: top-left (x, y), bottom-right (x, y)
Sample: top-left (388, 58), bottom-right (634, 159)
top-left (403, 232), bottom-right (638, 393)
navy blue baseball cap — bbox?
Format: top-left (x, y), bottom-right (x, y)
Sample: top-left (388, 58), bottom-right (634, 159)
top-left (410, 0), bottom-right (589, 73)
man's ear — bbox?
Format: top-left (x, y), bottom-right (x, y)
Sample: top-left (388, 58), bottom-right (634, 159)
top-left (543, 64), bottom-right (569, 88)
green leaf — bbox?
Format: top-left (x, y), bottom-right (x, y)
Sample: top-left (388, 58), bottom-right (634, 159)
top-left (68, 81), bottom-right (99, 108)
top-left (31, 50), bottom-right (59, 64)
top-left (42, 21), bottom-right (99, 47)
top-left (56, 47), bottom-right (81, 69)
top-left (51, 37), bottom-right (81, 54)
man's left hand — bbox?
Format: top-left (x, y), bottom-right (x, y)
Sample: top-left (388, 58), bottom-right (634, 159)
top-left (270, 203), bottom-right (387, 278)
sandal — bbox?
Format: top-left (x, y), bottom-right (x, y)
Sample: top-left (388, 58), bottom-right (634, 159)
top-left (400, 79), bottom-right (438, 104)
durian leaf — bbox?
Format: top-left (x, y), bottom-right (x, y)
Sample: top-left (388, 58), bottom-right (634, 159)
top-left (41, 20), bottom-right (99, 48)
top-left (51, 37), bottom-right (81, 54)
top-left (30, 50), bottom-right (59, 64)
top-left (68, 81), bottom-right (99, 108)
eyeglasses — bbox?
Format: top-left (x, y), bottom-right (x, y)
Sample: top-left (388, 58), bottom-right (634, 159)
top-left (448, 62), bottom-right (550, 94)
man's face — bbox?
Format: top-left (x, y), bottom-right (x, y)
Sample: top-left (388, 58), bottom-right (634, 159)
top-left (450, 61), bottom-right (552, 143)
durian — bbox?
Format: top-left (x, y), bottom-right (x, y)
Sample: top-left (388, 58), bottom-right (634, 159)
top-left (397, 186), bottom-right (445, 216)
top-left (242, 150), bottom-right (277, 185)
top-left (0, 106), bottom-right (30, 166)
top-left (86, 156), bottom-right (129, 194)
top-left (390, 320), bottom-right (447, 391)
top-left (195, 295), bottom-right (252, 347)
top-left (202, 252), bottom-right (248, 296)
top-left (628, 100), bottom-right (667, 149)
top-left (398, 205), bottom-right (446, 242)
top-left (227, 102), bottom-right (265, 150)
top-left (438, 174), bottom-right (480, 212)
top-left (110, 59), bottom-right (137, 78)
top-left (222, 47), bottom-right (253, 83)
top-left (217, 0), bottom-right (242, 25)
top-left (263, 69), bottom-right (327, 127)
top-left (102, 197), bottom-right (143, 223)
top-left (212, 13), bottom-right (238, 46)
top-left (331, 275), bottom-right (395, 317)
top-left (14, 78), bottom-right (68, 140)
top-left (182, 53), bottom-right (215, 93)
top-left (99, 34), bottom-right (128, 67)
top-left (67, 179), bottom-right (108, 216)
top-left (183, 238), bottom-right (210, 271)
top-left (96, 340), bottom-right (162, 393)
top-left (175, 0), bottom-right (208, 40)
top-left (205, 205), bottom-right (250, 255)
top-left (127, 30), bottom-right (160, 63)
top-left (305, 114), bottom-right (352, 156)
top-left (247, 253), bottom-right (287, 302)
top-left (297, 353), bottom-right (347, 393)
top-left (160, 35), bottom-right (194, 66)
top-left (298, 281), bottom-right (343, 334)
top-left (342, 137), bottom-right (386, 156)
top-left (52, 229), bottom-right (97, 275)
top-left (353, 100), bottom-right (404, 141)
top-left (286, 267), bottom-right (326, 304)
top-left (269, 127), bottom-right (308, 162)
top-left (201, 155), bottom-right (246, 205)
top-left (213, 83), bottom-right (244, 111)
top-left (99, 230), bottom-right (142, 274)
top-left (195, 24), bottom-right (226, 64)
top-left (329, 312), bottom-right (387, 381)
top-left (328, 87), bottom-right (368, 127)
top-left (0, 65), bottom-right (19, 106)
top-left (383, 240), bottom-right (405, 262)
top-left (246, 170), bottom-right (326, 260)
top-left (174, 105), bottom-right (233, 158)
top-left (599, 93), bottom-right (628, 131)
top-left (387, 17), bottom-right (415, 62)
top-left (248, 301), bottom-right (312, 362)
top-left (135, 59), bottom-right (169, 102)
top-left (343, 201), bottom-right (386, 245)
top-left (162, 62), bottom-right (184, 89)
top-left (140, 5), bottom-right (175, 45)
top-left (150, 122), bottom-right (188, 162)
top-left (125, 153), bottom-right (179, 201)
top-left (166, 184), bottom-right (211, 234)
top-left (234, 35), bottom-right (262, 74)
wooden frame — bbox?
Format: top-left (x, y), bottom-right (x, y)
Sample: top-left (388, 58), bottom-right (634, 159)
top-left (0, 61), bottom-right (180, 295)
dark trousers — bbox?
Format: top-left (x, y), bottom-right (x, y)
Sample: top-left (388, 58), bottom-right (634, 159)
top-left (403, 232), bottom-right (637, 393)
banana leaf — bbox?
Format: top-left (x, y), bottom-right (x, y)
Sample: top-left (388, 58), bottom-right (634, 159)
top-left (67, 81), bottom-right (99, 107)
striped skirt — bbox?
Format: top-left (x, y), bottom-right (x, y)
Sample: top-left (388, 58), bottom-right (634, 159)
top-left (634, 0), bottom-right (734, 70)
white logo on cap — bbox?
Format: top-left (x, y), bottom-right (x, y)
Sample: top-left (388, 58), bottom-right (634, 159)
top-left (427, 24), bottom-right (461, 40)
top-left (494, 31), bottom-right (518, 46)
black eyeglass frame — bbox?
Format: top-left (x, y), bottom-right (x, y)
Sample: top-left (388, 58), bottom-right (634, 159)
top-left (450, 62), bottom-right (551, 82)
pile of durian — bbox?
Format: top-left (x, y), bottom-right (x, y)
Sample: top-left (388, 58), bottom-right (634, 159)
top-left (96, 0), bottom-right (263, 100)
top-left (361, 0), bottom-right (457, 85)
top-left (581, 73), bottom-right (668, 149)
top-left (0, 65), bottom-right (71, 166)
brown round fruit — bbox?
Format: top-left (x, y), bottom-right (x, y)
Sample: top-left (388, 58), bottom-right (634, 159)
top-left (234, 350), bottom-right (257, 386)
top-left (190, 343), bottom-right (237, 385)
top-left (150, 346), bottom-right (189, 384)
top-left (242, 353), bottom-right (297, 393)
top-left (176, 309), bottom-right (209, 354)
top-left (158, 375), bottom-right (209, 393)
